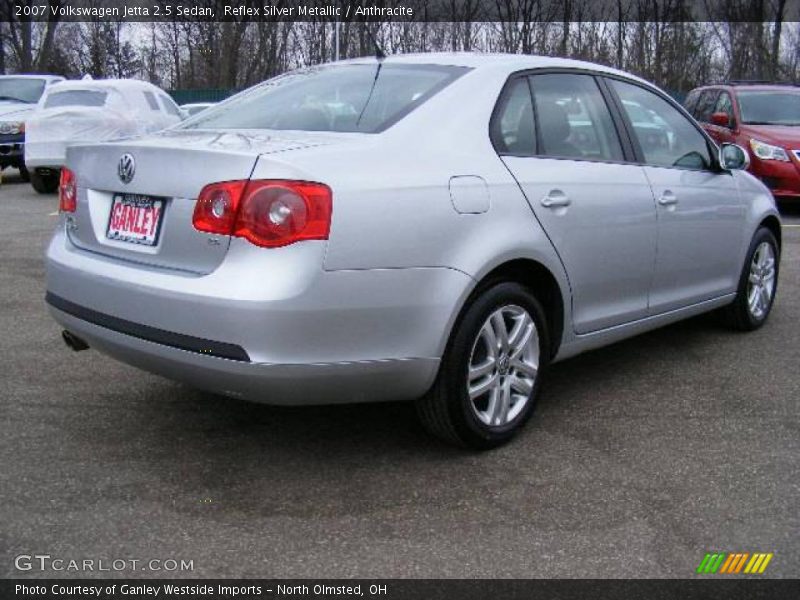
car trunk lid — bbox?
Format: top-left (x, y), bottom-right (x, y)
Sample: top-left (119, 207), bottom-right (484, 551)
top-left (66, 130), bottom-right (336, 274)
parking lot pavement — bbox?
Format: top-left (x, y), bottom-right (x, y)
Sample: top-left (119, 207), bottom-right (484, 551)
top-left (1, 169), bottom-right (798, 579)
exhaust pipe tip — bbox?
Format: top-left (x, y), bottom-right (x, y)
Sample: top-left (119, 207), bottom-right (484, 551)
top-left (62, 330), bottom-right (89, 352)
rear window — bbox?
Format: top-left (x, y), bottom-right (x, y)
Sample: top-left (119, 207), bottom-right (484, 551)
top-left (44, 90), bottom-right (107, 109)
top-left (182, 63), bottom-right (469, 133)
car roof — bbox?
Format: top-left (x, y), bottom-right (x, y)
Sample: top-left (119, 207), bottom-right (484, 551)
top-left (333, 52), bottom-right (653, 86)
top-left (0, 74), bottom-right (63, 82)
top-left (45, 78), bottom-right (165, 94)
top-left (693, 83), bottom-right (800, 93)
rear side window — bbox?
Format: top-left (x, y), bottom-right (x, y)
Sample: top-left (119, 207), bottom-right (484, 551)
top-left (159, 94), bottom-right (182, 117)
top-left (143, 91), bottom-right (159, 111)
top-left (44, 90), bottom-right (107, 109)
top-left (611, 79), bottom-right (712, 170)
top-left (683, 89), bottom-right (701, 114)
top-left (694, 89), bottom-right (720, 122)
top-left (491, 78), bottom-right (535, 155)
top-left (183, 63), bottom-right (469, 133)
top-left (530, 73), bottom-right (624, 162)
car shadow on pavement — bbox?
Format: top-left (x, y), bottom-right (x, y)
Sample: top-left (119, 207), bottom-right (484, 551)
top-left (77, 310), bottom-right (728, 521)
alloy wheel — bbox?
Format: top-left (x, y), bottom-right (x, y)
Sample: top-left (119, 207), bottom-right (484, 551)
top-left (467, 304), bottom-right (539, 427)
top-left (747, 241), bottom-right (776, 320)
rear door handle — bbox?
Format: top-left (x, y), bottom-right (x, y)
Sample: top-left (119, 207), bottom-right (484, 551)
top-left (541, 189), bottom-right (571, 208)
top-left (657, 191), bottom-right (678, 207)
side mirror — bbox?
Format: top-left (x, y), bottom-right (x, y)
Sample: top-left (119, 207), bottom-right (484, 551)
top-left (719, 143), bottom-right (750, 171)
top-left (710, 111), bottom-right (731, 127)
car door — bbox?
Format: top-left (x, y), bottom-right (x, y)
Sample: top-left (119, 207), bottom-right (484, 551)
top-left (607, 78), bottom-right (746, 313)
top-left (496, 72), bottom-right (658, 334)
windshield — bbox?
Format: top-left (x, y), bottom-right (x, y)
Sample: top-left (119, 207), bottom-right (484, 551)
top-left (44, 89), bottom-right (108, 109)
top-left (0, 78), bottom-right (47, 103)
top-left (182, 63), bottom-right (469, 133)
top-left (738, 90), bottom-right (800, 125)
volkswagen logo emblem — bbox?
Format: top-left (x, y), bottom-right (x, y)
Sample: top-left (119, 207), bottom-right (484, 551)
top-left (117, 153), bottom-right (136, 184)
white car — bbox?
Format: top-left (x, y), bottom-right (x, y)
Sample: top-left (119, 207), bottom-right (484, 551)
top-left (0, 74), bottom-right (64, 181)
top-left (25, 79), bottom-right (184, 193)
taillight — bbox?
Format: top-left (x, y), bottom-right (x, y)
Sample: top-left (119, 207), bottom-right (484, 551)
top-left (192, 180), bottom-right (247, 235)
top-left (59, 168), bottom-right (77, 213)
top-left (192, 179), bottom-right (332, 248)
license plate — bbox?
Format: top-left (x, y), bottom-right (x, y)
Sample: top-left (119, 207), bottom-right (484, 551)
top-left (106, 194), bottom-right (165, 246)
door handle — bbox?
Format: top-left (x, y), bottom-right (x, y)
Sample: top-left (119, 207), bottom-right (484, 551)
top-left (657, 191), bottom-right (678, 207)
top-left (541, 189), bottom-right (571, 208)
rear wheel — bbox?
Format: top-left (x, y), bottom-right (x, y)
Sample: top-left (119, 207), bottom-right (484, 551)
top-left (722, 227), bottom-right (779, 331)
top-left (416, 282), bottom-right (549, 449)
top-left (30, 170), bottom-right (59, 194)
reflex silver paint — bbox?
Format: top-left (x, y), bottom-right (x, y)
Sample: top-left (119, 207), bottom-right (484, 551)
top-left (45, 53), bottom-right (781, 405)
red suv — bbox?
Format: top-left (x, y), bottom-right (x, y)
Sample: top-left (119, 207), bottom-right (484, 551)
top-left (685, 82), bottom-right (800, 200)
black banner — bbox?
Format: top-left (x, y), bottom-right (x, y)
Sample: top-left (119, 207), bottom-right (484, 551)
top-left (2, 579), bottom-right (800, 600)
top-left (3, 0), bottom-right (800, 23)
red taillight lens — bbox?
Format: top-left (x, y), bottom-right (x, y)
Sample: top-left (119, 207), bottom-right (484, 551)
top-left (58, 168), bottom-right (77, 213)
top-left (235, 181), bottom-right (332, 248)
top-left (192, 180), bottom-right (247, 235)
top-left (192, 179), bottom-right (332, 248)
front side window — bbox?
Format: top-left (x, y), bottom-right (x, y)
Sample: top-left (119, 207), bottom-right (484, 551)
top-left (611, 79), bottom-right (712, 170)
top-left (491, 77), bottom-right (535, 155)
top-left (737, 90), bottom-right (800, 125)
top-left (529, 73), bottom-right (624, 161)
top-left (44, 90), bottom-right (107, 109)
top-left (159, 94), bottom-right (182, 117)
top-left (714, 92), bottom-right (733, 119)
top-left (0, 78), bottom-right (46, 104)
top-left (182, 63), bottom-right (469, 133)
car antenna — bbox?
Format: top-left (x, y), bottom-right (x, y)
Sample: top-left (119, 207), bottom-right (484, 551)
top-left (355, 25), bottom-right (387, 128)
top-left (364, 22), bottom-right (386, 61)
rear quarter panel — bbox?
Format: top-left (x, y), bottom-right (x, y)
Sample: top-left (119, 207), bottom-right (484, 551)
top-left (246, 65), bottom-right (572, 357)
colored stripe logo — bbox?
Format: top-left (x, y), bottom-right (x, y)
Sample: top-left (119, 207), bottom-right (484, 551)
top-left (697, 552), bottom-right (773, 574)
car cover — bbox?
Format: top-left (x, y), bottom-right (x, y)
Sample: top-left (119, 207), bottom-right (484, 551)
top-left (25, 79), bottom-right (183, 169)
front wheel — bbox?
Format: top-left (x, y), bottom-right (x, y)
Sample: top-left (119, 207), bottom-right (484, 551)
top-left (416, 282), bottom-right (549, 449)
top-left (722, 227), bottom-right (780, 331)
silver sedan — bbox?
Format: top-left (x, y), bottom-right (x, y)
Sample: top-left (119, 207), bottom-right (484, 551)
top-left (46, 54), bottom-right (781, 448)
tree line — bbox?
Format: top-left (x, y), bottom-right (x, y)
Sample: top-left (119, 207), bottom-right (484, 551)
top-left (1, 0), bottom-right (798, 94)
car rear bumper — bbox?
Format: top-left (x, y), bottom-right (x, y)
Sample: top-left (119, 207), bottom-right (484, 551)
top-left (46, 226), bottom-right (470, 405)
top-left (24, 139), bottom-right (66, 169)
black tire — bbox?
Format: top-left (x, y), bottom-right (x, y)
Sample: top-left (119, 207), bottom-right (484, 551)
top-left (722, 227), bottom-right (780, 331)
top-left (18, 164), bottom-right (30, 182)
top-left (416, 281), bottom-right (550, 450)
top-left (30, 170), bottom-right (59, 194)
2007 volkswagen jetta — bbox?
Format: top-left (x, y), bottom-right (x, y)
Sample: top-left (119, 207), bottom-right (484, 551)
top-left (46, 54), bottom-right (781, 448)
